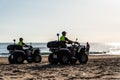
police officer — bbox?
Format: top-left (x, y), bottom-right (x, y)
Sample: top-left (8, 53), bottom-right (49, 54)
top-left (18, 38), bottom-right (28, 47)
top-left (60, 31), bottom-right (73, 48)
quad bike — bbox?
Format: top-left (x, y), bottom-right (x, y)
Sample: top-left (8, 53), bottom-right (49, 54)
top-left (7, 40), bottom-right (42, 64)
top-left (47, 34), bottom-right (88, 65)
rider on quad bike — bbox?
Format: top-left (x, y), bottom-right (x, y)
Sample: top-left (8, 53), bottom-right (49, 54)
top-left (60, 31), bottom-right (73, 47)
top-left (47, 31), bottom-right (88, 65)
top-left (60, 31), bottom-right (75, 55)
top-left (18, 38), bottom-right (29, 48)
top-left (7, 38), bottom-right (42, 64)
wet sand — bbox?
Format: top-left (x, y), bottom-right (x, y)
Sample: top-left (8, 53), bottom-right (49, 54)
top-left (0, 55), bottom-right (120, 80)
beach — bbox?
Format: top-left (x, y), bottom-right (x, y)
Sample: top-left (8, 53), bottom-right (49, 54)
top-left (0, 55), bottom-right (120, 80)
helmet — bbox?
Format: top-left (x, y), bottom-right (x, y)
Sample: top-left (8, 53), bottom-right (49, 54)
top-left (62, 31), bottom-right (66, 35)
top-left (19, 37), bottom-right (23, 41)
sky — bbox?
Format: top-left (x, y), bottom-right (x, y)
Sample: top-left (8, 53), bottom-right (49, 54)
top-left (0, 0), bottom-right (120, 43)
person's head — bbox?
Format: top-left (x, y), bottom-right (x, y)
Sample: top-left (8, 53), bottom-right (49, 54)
top-left (62, 31), bottom-right (67, 36)
top-left (87, 42), bottom-right (89, 45)
top-left (19, 37), bottom-right (23, 41)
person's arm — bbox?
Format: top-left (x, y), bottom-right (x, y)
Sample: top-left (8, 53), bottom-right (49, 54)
top-left (65, 37), bottom-right (74, 44)
top-left (22, 42), bottom-right (29, 47)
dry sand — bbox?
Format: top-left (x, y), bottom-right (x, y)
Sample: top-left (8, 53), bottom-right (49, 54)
top-left (0, 55), bottom-right (120, 80)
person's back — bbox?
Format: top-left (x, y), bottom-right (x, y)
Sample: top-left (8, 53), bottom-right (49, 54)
top-left (18, 41), bottom-right (23, 46)
top-left (60, 31), bottom-right (68, 48)
top-left (18, 38), bottom-right (25, 50)
top-left (60, 35), bottom-right (66, 42)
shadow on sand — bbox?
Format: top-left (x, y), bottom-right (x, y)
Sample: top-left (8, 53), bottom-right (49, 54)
top-left (25, 63), bottom-right (82, 71)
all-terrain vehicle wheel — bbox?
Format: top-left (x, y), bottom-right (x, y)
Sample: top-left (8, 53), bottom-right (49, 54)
top-left (13, 52), bottom-right (25, 64)
top-left (27, 57), bottom-right (33, 63)
top-left (70, 58), bottom-right (77, 64)
top-left (8, 55), bottom-right (15, 64)
top-left (48, 53), bottom-right (58, 64)
top-left (33, 54), bottom-right (42, 63)
top-left (58, 50), bottom-right (70, 65)
top-left (79, 53), bottom-right (88, 64)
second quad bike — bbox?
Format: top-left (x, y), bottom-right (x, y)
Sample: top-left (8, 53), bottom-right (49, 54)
top-left (7, 42), bottom-right (42, 64)
top-left (47, 40), bottom-right (88, 65)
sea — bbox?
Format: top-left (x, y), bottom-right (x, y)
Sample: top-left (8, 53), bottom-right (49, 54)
top-left (0, 42), bottom-right (120, 57)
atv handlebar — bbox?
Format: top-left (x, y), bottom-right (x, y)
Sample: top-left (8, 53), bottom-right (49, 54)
top-left (68, 41), bottom-right (80, 46)
top-left (28, 45), bottom-right (33, 49)
top-left (23, 45), bottom-right (33, 50)
top-left (71, 42), bottom-right (80, 47)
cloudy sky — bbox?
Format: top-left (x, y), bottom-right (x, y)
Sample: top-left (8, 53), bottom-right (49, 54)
top-left (0, 0), bottom-right (120, 43)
